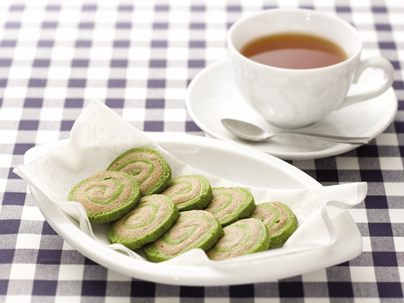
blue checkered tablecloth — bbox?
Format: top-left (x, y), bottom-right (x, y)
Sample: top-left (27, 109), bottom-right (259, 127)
top-left (1, 0), bottom-right (404, 301)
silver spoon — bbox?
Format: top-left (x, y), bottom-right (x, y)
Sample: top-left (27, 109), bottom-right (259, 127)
top-left (221, 118), bottom-right (370, 144)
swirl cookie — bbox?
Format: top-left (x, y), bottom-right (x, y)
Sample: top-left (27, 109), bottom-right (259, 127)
top-left (107, 148), bottom-right (171, 196)
top-left (144, 210), bottom-right (223, 262)
top-left (207, 218), bottom-right (270, 261)
top-left (68, 171), bottom-right (141, 224)
top-left (108, 195), bottom-right (179, 250)
top-left (161, 175), bottom-right (212, 211)
top-left (204, 187), bottom-right (256, 227)
top-left (250, 201), bottom-right (298, 247)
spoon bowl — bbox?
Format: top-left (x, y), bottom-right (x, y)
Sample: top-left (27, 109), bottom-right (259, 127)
top-left (221, 119), bottom-right (370, 145)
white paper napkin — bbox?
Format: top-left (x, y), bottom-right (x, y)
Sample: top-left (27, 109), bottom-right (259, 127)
top-left (14, 99), bottom-right (367, 266)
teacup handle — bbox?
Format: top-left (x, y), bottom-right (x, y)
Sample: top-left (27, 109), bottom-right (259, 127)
top-left (337, 57), bottom-right (395, 110)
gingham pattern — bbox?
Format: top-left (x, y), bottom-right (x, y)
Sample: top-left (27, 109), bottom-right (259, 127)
top-left (1, 0), bottom-right (403, 301)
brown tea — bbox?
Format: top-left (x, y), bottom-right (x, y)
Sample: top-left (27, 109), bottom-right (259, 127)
top-left (240, 32), bottom-right (348, 69)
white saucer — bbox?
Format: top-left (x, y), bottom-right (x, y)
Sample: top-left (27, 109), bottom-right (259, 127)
top-left (186, 59), bottom-right (398, 160)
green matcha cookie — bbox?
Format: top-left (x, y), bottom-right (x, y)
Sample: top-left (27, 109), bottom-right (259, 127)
top-left (204, 187), bottom-right (256, 227)
top-left (68, 171), bottom-right (141, 224)
top-left (161, 175), bottom-right (212, 211)
top-left (108, 195), bottom-right (179, 250)
top-left (107, 147), bottom-right (171, 196)
top-left (144, 210), bottom-right (223, 262)
top-left (250, 201), bottom-right (298, 247)
top-left (207, 218), bottom-right (270, 261)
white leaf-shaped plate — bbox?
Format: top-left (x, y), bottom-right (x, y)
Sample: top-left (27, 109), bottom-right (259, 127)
top-left (25, 133), bottom-right (362, 286)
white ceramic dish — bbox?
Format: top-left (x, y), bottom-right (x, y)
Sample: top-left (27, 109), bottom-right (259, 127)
top-left (186, 59), bottom-right (398, 160)
top-left (25, 133), bottom-right (362, 286)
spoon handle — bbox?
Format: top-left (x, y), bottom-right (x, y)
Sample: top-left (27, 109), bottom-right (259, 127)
top-left (268, 132), bottom-right (370, 144)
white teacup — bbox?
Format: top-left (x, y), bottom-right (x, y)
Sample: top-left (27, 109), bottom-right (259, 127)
top-left (227, 9), bottom-right (394, 129)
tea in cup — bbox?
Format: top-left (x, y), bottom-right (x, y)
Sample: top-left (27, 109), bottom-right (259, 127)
top-left (227, 9), bottom-right (394, 128)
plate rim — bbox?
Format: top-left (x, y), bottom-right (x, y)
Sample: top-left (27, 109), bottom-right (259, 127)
top-left (186, 59), bottom-right (398, 160)
top-left (24, 133), bottom-right (362, 286)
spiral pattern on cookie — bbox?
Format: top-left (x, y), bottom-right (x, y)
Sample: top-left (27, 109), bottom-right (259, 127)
top-left (108, 195), bottom-right (179, 249)
top-left (144, 210), bottom-right (223, 262)
top-left (207, 218), bottom-right (270, 261)
top-left (161, 175), bottom-right (212, 211)
top-left (204, 187), bottom-right (256, 227)
top-left (250, 201), bottom-right (298, 247)
top-left (68, 171), bottom-right (141, 224)
top-left (107, 147), bottom-right (171, 196)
